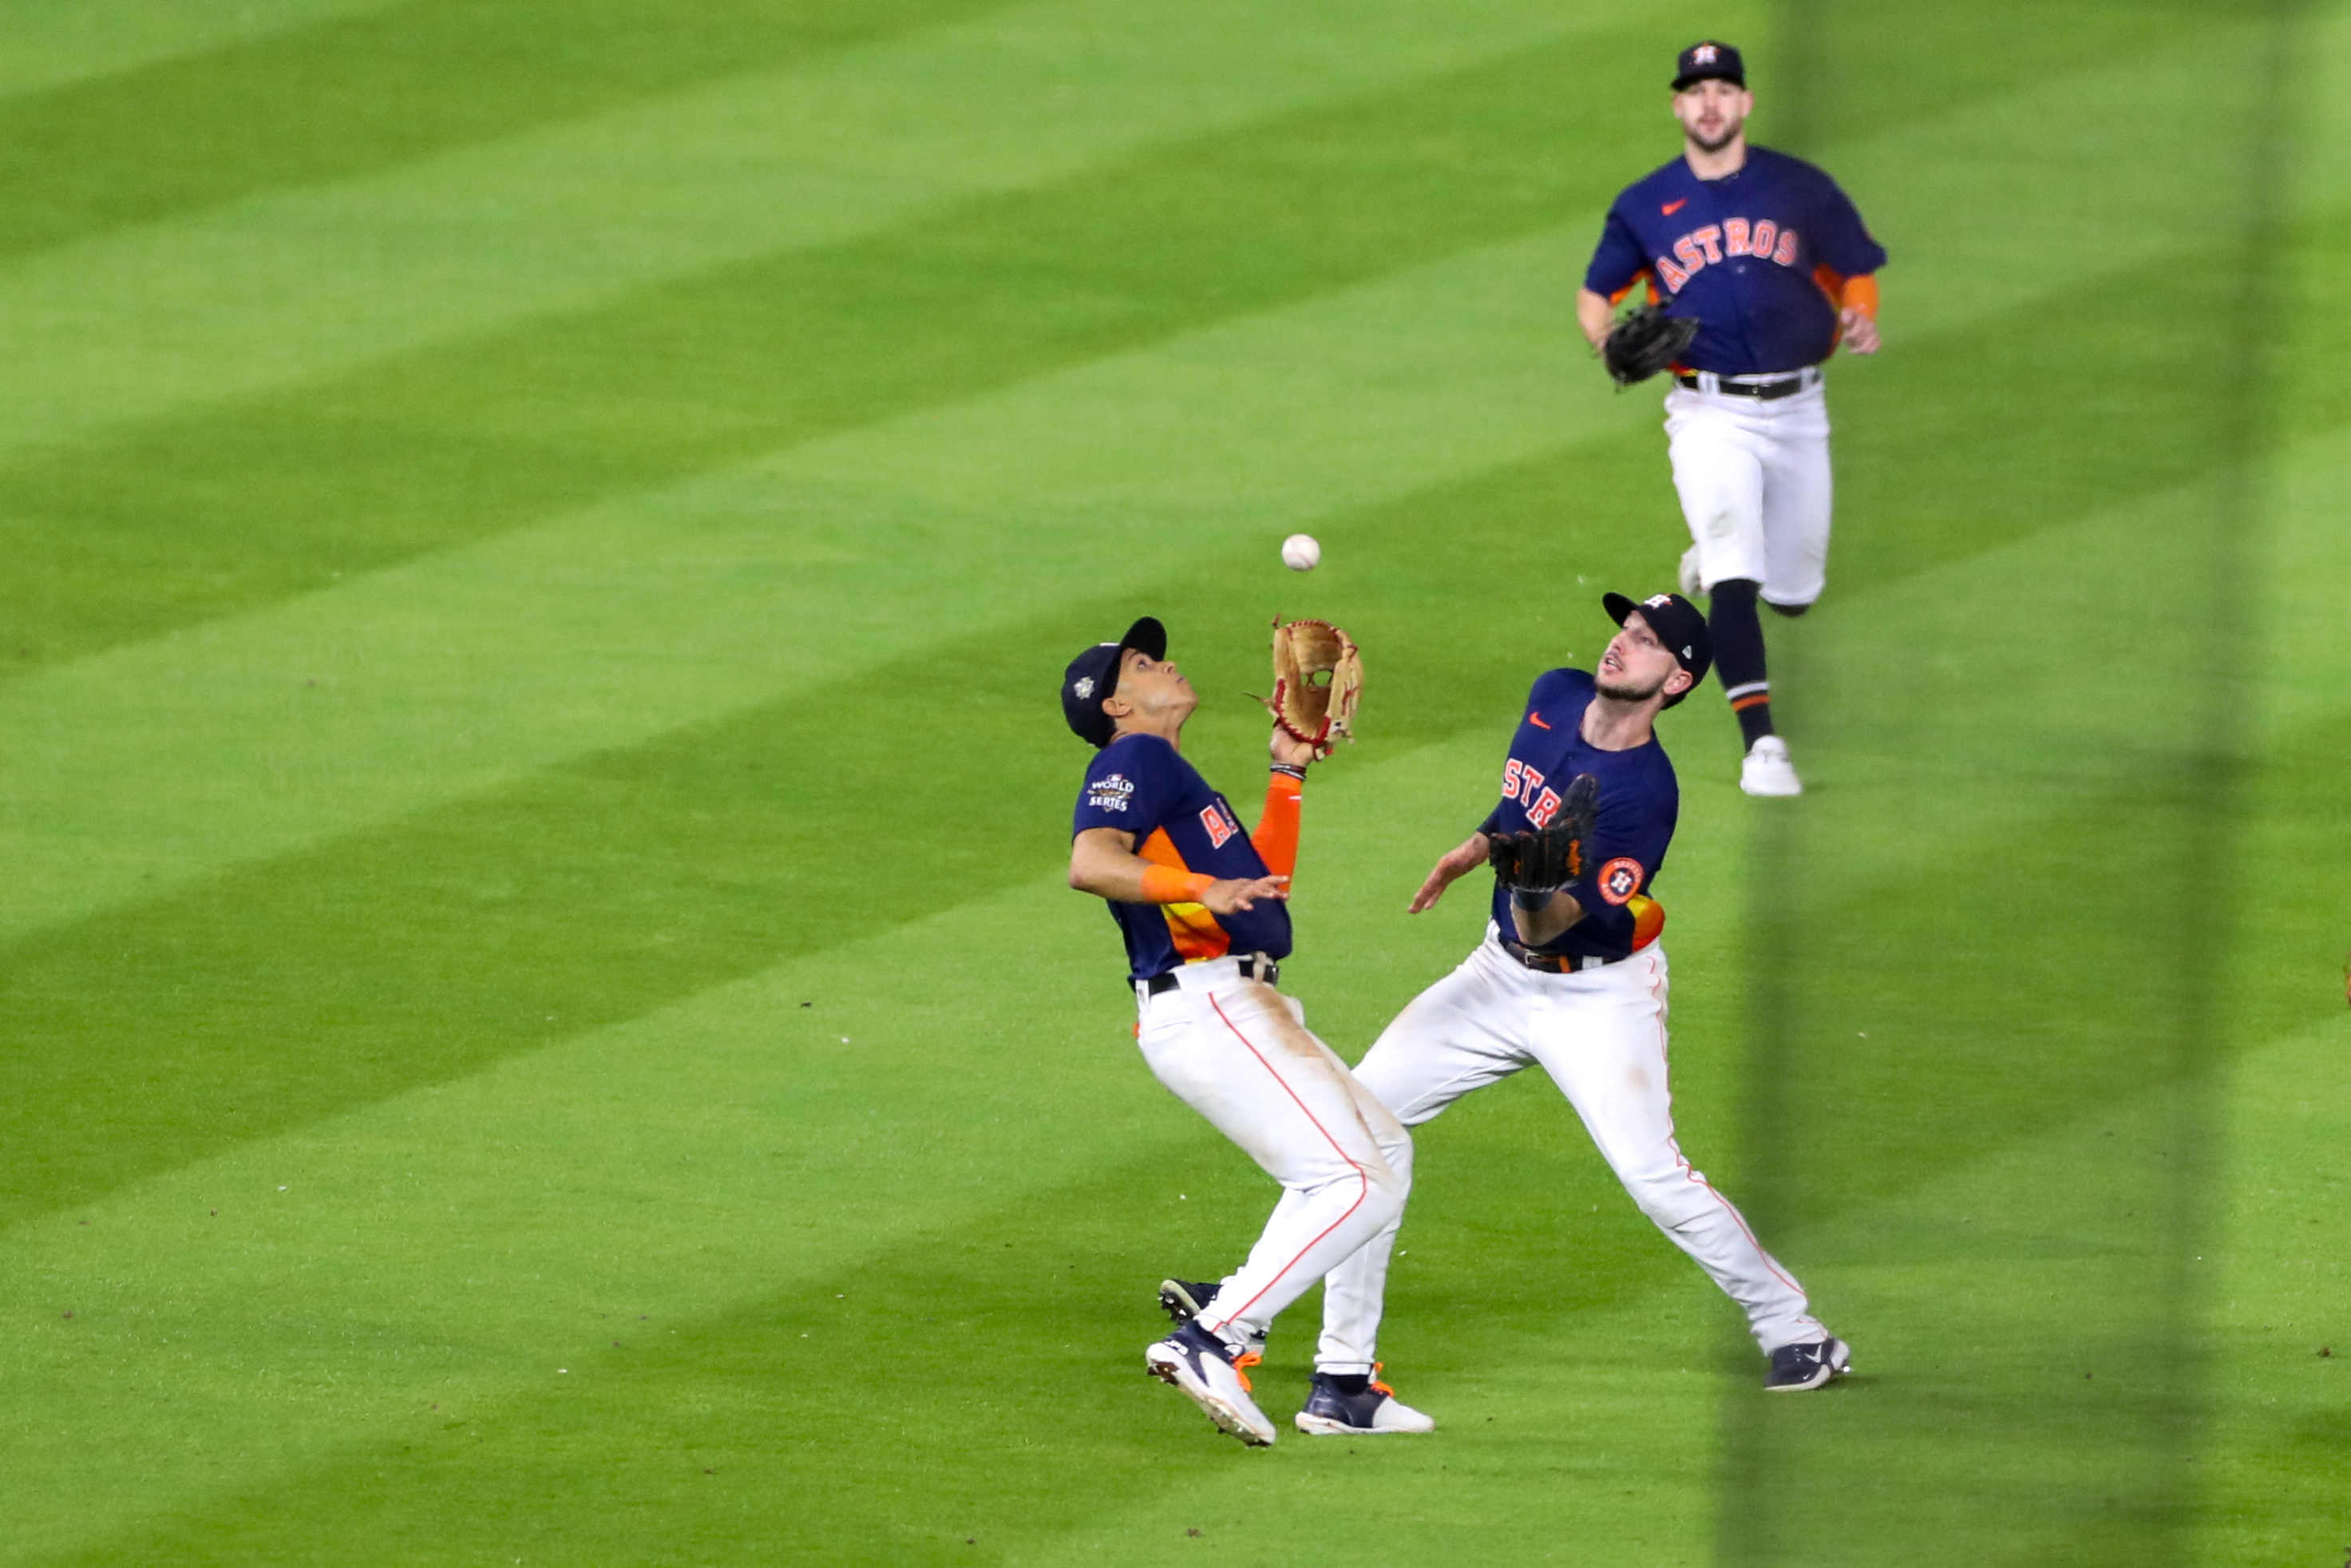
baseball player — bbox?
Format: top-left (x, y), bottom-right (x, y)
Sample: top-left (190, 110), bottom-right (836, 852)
top-left (1063, 616), bottom-right (1433, 1446)
top-left (1169, 595), bottom-right (1850, 1390)
top-left (1578, 42), bottom-right (1888, 796)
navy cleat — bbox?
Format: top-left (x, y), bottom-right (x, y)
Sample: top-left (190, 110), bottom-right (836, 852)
top-left (1146, 1321), bottom-right (1276, 1446)
top-left (1763, 1337), bottom-right (1852, 1392)
top-left (1293, 1367), bottom-right (1435, 1435)
top-left (1158, 1277), bottom-right (1220, 1327)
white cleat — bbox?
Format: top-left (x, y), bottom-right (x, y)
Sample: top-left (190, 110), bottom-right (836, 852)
top-left (1293, 1370), bottom-right (1436, 1435)
top-left (1678, 544), bottom-right (1704, 599)
top-left (1146, 1324), bottom-right (1277, 1447)
top-left (1740, 735), bottom-right (1804, 797)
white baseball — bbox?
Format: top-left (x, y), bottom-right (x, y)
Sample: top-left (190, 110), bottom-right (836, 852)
top-left (1280, 533), bottom-right (1320, 572)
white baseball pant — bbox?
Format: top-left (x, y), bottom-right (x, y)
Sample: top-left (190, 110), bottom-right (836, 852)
top-left (1135, 956), bottom-right (1411, 1350)
top-left (1316, 928), bottom-right (1823, 1372)
top-left (1664, 378), bottom-right (1834, 608)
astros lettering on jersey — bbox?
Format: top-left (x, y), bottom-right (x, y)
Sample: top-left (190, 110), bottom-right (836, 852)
top-left (1586, 147), bottom-right (1889, 377)
top-left (1478, 668), bottom-right (1675, 960)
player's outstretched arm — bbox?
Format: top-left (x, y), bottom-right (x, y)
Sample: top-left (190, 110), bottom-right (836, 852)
top-left (1250, 724), bottom-right (1312, 881)
top-left (1069, 826), bottom-right (1289, 914)
top-left (1407, 832), bottom-right (1490, 914)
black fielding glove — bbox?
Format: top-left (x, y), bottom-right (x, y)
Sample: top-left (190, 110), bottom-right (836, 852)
top-left (1488, 774), bottom-right (1601, 896)
top-left (1603, 304), bottom-right (1701, 387)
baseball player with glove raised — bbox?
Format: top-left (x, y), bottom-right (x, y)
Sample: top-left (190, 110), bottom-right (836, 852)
top-left (1580, 41), bottom-right (1888, 797)
top-left (1170, 594), bottom-right (1849, 1394)
top-left (1063, 615), bottom-right (1434, 1446)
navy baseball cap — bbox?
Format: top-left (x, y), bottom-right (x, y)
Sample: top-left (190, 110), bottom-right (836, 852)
top-left (1672, 40), bottom-right (1745, 90)
top-left (1603, 592), bottom-right (1712, 707)
top-left (1061, 616), bottom-right (1167, 747)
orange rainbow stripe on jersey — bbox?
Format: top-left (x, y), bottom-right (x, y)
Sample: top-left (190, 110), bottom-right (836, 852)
top-left (1628, 893), bottom-right (1666, 952)
top-left (1138, 826), bottom-right (1232, 962)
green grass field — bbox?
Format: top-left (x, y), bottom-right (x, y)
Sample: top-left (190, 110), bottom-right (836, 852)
top-left (2, 2), bottom-right (2345, 1562)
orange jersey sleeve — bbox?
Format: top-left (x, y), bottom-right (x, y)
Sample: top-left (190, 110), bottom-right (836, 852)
top-left (1249, 769), bottom-right (1304, 881)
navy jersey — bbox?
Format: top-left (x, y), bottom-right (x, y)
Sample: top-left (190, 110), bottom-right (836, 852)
top-left (1478, 670), bottom-right (1677, 961)
top-left (1584, 145), bottom-right (1887, 377)
top-left (1073, 733), bottom-right (1291, 981)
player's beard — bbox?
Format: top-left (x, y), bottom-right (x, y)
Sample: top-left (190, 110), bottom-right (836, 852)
top-left (1594, 671), bottom-right (1668, 704)
top-left (1687, 119), bottom-right (1742, 154)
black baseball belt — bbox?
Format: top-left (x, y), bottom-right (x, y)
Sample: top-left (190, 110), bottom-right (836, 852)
top-left (1674, 366), bottom-right (1821, 400)
top-left (1498, 936), bottom-right (1618, 974)
top-left (1138, 952), bottom-right (1280, 996)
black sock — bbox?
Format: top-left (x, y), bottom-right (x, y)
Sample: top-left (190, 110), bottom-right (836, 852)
top-left (1319, 1372), bottom-right (1371, 1396)
top-left (1708, 579), bottom-right (1775, 746)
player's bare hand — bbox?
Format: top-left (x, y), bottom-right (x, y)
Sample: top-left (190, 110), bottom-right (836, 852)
top-left (1839, 307), bottom-right (1881, 355)
top-left (1203, 874), bottom-right (1290, 914)
top-left (1407, 833), bottom-right (1490, 914)
top-left (1269, 726), bottom-right (1318, 770)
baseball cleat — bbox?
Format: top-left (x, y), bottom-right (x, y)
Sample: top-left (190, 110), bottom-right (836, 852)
top-left (1293, 1368), bottom-right (1435, 1435)
top-left (1763, 1336), bottom-right (1851, 1392)
top-left (1678, 544), bottom-right (1704, 599)
top-left (1158, 1277), bottom-right (1220, 1328)
top-left (1739, 735), bottom-right (1803, 797)
top-left (1146, 1321), bottom-right (1277, 1447)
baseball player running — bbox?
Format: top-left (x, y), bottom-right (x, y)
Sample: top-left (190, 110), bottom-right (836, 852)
top-left (1578, 42), bottom-right (1888, 797)
top-left (1272, 592), bottom-right (1848, 1391)
top-left (1063, 616), bottom-right (1433, 1446)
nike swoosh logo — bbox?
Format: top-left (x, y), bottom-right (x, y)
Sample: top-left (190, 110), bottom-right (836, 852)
top-left (1661, 199), bottom-right (1688, 216)
top-left (1528, 713), bottom-right (1551, 729)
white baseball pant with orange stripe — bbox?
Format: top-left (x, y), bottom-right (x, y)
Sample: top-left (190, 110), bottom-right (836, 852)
top-left (1135, 957), bottom-right (1410, 1350)
top-left (1316, 928), bottom-right (1823, 1372)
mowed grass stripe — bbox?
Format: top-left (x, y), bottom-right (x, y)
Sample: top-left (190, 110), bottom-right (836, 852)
top-left (0, 5), bottom-right (2310, 945)
top-left (0, 0), bottom-right (1629, 457)
top-left (0, 16), bottom-right (2243, 684)
top-left (0, 0), bottom-right (1007, 262)
top-left (0, 707), bottom-right (1769, 1558)
top-left (2195, 1015), bottom-right (2351, 1564)
top-left (0, 26), bottom-right (1693, 679)
top-left (0, 14), bottom-right (2271, 710)
top-left (0, 430), bottom-right (1699, 1229)
top-left (0, 891), bottom-right (1227, 1557)
top-left (24, 1029), bottom-right (2336, 1566)
top-left (0, 82), bottom-right (2322, 1222)
top-left (6, 394), bottom-right (2341, 1241)
top-left (0, 0), bottom-right (402, 102)
top-left (0, 4), bottom-right (2254, 693)
top-left (6, 497), bottom-right (2336, 1558)
top-left (0, 219), bottom-right (2327, 955)
top-left (11, 885), bottom-right (2329, 1565)
top-left (0, 228), bottom-right (1613, 946)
